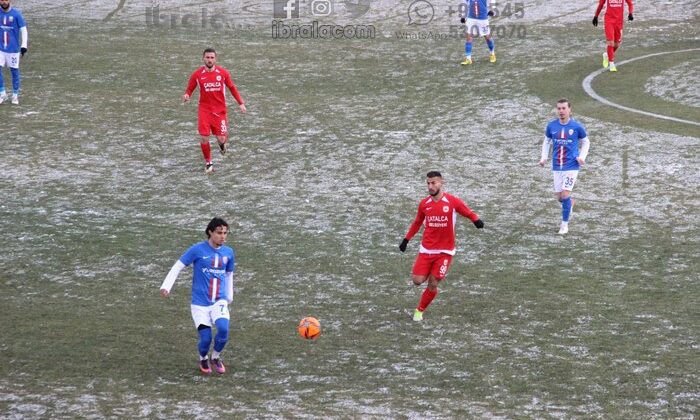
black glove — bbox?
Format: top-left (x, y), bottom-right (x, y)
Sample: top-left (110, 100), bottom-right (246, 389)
top-left (628, 13), bottom-right (633, 21)
top-left (20, 47), bottom-right (27, 57)
top-left (399, 238), bottom-right (409, 252)
top-left (487, 10), bottom-right (494, 17)
top-left (460, 17), bottom-right (466, 24)
top-left (473, 219), bottom-right (484, 229)
top-left (592, 16), bottom-right (598, 26)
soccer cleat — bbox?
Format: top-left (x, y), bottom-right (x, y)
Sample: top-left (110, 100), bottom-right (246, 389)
top-left (211, 357), bottom-right (226, 374)
top-left (205, 163), bottom-right (214, 174)
top-left (602, 52), bottom-right (609, 69)
top-left (460, 57), bottom-right (472, 66)
top-left (199, 359), bottom-right (212, 375)
top-left (489, 52), bottom-right (496, 63)
top-left (413, 309), bottom-right (424, 322)
top-left (0, 92), bottom-right (6, 104)
top-left (609, 63), bottom-right (617, 72)
top-left (558, 222), bottom-right (569, 235)
top-left (11, 95), bottom-right (18, 105)
top-left (218, 141), bottom-right (228, 156)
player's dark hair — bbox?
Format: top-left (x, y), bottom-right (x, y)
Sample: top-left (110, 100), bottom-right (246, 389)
top-left (426, 171), bottom-right (442, 178)
top-left (203, 47), bottom-right (217, 56)
top-left (205, 217), bottom-right (229, 238)
top-left (557, 98), bottom-right (571, 108)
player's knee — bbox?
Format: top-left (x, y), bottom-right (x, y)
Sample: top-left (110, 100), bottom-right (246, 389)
top-left (197, 325), bottom-right (213, 345)
top-left (412, 275), bottom-right (425, 286)
top-left (214, 319), bottom-right (229, 340)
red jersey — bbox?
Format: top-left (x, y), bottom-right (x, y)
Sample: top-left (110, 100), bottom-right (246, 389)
top-left (405, 192), bottom-right (479, 255)
top-left (595, 0), bottom-right (633, 23)
top-left (185, 65), bottom-right (244, 114)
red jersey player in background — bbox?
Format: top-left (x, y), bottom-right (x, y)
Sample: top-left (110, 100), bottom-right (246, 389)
top-left (399, 171), bottom-right (484, 322)
top-left (183, 48), bottom-right (246, 174)
top-left (592, 0), bottom-right (634, 73)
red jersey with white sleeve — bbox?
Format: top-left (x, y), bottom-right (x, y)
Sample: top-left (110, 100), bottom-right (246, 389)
top-left (405, 193), bottom-right (479, 255)
top-left (185, 65), bottom-right (244, 114)
top-left (595, 0), bottom-right (633, 23)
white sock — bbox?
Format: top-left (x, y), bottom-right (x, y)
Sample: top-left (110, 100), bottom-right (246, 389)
top-left (200, 354), bottom-right (208, 361)
top-left (212, 350), bottom-right (221, 360)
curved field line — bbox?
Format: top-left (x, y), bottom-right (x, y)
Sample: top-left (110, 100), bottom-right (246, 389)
top-left (582, 48), bottom-right (700, 127)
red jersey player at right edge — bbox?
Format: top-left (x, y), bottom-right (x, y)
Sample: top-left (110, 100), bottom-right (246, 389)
top-left (183, 48), bottom-right (246, 174)
top-left (592, 0), bottom-right (634, 73)
top-left (399, 171), bottom-right (484, 322)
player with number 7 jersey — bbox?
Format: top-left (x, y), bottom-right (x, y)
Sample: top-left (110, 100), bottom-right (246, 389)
top-left (159, 217), bottom-right (236, 375)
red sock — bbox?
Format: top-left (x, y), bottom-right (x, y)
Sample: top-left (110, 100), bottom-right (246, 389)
top-left (417, 288), bottom-right (438, 312)
top-left (200, 142), bottom-right (212, 163)
top-left (607, 45), bottom-right (615, 62)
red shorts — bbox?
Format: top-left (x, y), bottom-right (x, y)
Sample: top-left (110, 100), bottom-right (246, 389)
top-left (604, 20), bottom-right (623, 43)
top-left (198, 110), bottom-right (229, 137)
top-left (412, 253), bottom-right (453, 280)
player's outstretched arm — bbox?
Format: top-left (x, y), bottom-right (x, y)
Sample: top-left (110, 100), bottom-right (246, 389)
top-left (160, 260), bottom-right (186, 298)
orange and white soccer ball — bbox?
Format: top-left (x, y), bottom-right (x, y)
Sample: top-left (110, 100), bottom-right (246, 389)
top-left (297, 316), bottom-right (321, 339)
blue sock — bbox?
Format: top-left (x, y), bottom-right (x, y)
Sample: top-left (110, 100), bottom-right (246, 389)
top-left (561, 197), bottom-right (572, 222)
top-left (486, 38), bottom-right (494, 53)
top-left (197, 326), bottom-right (212, 357)
top-left (0, 67), bottom-right (5, 93)
top-left (10, 67), bottom-right (20, 95)
top-left (213, 318), bottom-right (229, 352)
top-left (465, 41), bottom-right (472, 57)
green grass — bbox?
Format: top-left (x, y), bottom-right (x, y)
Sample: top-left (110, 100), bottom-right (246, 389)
top-left (0, 10), bottom-right (698, 418)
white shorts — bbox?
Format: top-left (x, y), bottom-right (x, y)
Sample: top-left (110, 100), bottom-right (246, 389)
top-left (191, 299), bottom-right (230, 328)
top-left (552, 170), bottom-right (578, 193)
top-left (466, 18), bottom-right (490, 37)
top-left (0, 52), bottom-right (20, 69)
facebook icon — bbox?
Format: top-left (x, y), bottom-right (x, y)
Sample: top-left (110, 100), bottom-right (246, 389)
top-left (274, 0), bottom-right (299, 18)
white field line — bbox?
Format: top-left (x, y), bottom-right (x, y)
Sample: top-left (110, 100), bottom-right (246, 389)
top-left (582, 48), bottom-right (700, 127)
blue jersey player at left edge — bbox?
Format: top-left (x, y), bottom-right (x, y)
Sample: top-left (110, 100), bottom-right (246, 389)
top-left (160, 217), bottom-right (236, 375)
top-left (0, 0), bottom-right (28, 105)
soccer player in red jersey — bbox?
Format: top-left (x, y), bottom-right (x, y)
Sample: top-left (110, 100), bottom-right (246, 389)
top-left (183, 48), bottom-right (246, 174)
top-left (592, 0), bottom-right (634, 73)
top-left (399, 171), bottom-right (484, 321)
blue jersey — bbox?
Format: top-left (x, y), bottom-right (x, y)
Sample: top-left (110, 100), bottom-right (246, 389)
top-left (0, 8), bottom-right (26, 53)
top-left (464, 0), bottom-right (490, 19)
top-left (179, 241), bottom-right (235, 306)
top-left (545, 118), bottom-right (588, 171)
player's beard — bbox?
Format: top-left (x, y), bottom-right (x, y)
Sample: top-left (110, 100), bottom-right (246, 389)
top-left (205, 62), bottom-right (215, 69)
top-left (0, 4), bottom-right (8, 11)
top-left (429, 188), bottom-right (441, 197)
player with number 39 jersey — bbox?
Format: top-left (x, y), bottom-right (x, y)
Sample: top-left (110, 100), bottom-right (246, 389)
top-left (539, 99), bottom-right (590, 235)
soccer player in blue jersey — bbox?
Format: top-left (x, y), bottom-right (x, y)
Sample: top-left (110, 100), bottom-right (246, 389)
top-left (539, 99), bottom-right (590, 235)
top-left (460, 0), bottom-right (495, 65)
top-left (160, 217), bottom-right (236, 375)
top-left (0, 0), bottom-right (27, 105)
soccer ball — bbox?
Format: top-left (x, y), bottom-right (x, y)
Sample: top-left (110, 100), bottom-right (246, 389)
top-left (297, 316), bottom-right (321, 339)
